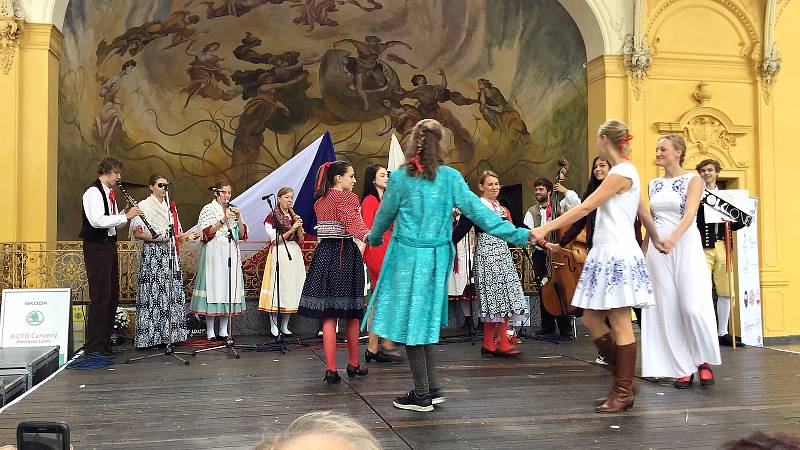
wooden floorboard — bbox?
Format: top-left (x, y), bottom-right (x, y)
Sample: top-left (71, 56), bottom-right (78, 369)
top-left (0, 334), bottom-right (798, 449)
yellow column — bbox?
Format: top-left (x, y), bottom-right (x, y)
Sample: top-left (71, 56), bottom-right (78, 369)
top-left (585, 55), bottom-right (631, 164)
top-left (0, 23), bottom-right (62, 242)
top-left (764, 2), bottom-right (800, 338)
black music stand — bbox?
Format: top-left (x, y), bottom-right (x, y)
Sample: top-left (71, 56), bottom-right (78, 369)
top-left (256, 196), bottom-right (290, 354)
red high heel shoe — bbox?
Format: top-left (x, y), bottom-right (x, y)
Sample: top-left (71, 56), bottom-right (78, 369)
top-left (673, 374), bottom-right (693, 389)
top-left (698, 363), bottom-right (715, 386)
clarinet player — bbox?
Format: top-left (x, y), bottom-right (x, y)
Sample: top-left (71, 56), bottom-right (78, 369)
top-left (79, 156), bottom-right (141, 361)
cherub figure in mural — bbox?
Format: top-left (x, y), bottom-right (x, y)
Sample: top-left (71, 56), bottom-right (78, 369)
top-left (203, 0), bottom-right (284, 18)
top-left (333, 36), bottom-right (415, 111)
top-left (96, 11), bottom-right (201, 66)
top-left (377, 98), bottom-right (421, 141)
top-left (159, 10), bottom-right (205, 50)
top-left (233, 32), bottom-right (321, 83)
top-left (96, 22), bottom-right (159, 66)
top-left (291, 0), bottom-right (383, 32)
top-left (477, 78), bottom-right (529, 143)
top-left (93, 60), bottom-right (136, 155)
top-left (180, 42), bottom-right (241, 109)
top-left (231, 73), bottom-right (308, 190)
top-left (399, 70), bottom-right (475, 155)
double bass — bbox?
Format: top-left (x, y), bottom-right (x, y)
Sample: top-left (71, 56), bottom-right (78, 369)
top-left (540, 158), bottom-right (586, 318)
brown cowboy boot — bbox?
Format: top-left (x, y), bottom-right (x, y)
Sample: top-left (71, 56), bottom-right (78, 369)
top-left (593, 333), bottom-right (617, 406)
top-left (596, 342), bottom-right (636, 413)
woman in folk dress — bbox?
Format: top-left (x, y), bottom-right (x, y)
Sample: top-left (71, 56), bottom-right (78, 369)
top-left (258, 186), bottom-right (306, 337)
top-left (190, 181), bottom-right (248, 341)
top-left (639, 134), bottom-right (721, 388)
top-left (130, 173), bottom-right (189, 348)
top-left (533, 119), bottom-right (654, 414)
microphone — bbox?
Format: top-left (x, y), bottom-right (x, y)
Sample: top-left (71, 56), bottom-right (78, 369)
top-left (208, 186), bottom-right (222, 192)
top-left (261, 193), bottom-right (275, 201)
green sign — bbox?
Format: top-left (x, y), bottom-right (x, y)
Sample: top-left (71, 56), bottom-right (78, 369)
top-left (26, 310), bottom-right (44, 326)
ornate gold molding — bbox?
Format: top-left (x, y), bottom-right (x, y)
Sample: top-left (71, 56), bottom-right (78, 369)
top-left (758, 0), bottom-right (784, 104)
top-left (623, 0), bottom-right (651, 101)
top-left (655, 83), bottom-right (751, 168)
top-left (0, 0), bottom-right (23, 75)
top-left (646, 0), bottom-right (760, 56)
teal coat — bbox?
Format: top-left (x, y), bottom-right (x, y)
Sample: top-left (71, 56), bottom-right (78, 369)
top-left (365, 166), bottom-right (529, 345)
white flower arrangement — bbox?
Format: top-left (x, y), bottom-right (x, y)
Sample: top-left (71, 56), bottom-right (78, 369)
top-left (114, 307), bottom-right (130, 331)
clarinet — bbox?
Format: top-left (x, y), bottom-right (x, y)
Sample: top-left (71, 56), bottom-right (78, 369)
top-left (117, 182), bottom-right (161, 239)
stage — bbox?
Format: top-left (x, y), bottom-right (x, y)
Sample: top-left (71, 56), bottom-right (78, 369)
top-left (0, 335), bottom-right (798, 449)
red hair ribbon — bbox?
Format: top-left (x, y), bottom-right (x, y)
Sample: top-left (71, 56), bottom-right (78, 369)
top-left (315, 162), bottom-right (333, 190)
top-left (619, 134), bottom-right (634, 149)
top-left (408, 156), bottom-right (423, 175)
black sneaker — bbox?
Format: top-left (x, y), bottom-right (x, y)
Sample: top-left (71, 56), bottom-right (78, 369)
top-left (393, 390), bottom-right (433, 412)
top-left (430, 388), bottom-right (446, 405)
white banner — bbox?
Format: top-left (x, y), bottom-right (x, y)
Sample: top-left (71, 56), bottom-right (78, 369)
top-left (736, 198), bottom-right (763, 347)
top-left (0, 289), bottom-right (71, 365)
top-left (704, 189), bottom-right (750, 223)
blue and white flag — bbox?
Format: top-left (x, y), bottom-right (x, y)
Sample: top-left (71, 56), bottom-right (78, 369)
top-left (231, 132), bottom-right (336, 244)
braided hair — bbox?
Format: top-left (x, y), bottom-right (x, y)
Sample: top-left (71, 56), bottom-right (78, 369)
top-left (406, 119), bottom-right (444, 180)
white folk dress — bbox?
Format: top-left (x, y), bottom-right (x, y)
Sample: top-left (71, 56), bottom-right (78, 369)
top-left (641, 173), bottom-right (722, 378)
top-left (570, 162), bottom-right (654, 310)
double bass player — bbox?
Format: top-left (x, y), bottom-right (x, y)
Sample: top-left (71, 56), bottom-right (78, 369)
top-left (523, 176), bottom-right (579, 339)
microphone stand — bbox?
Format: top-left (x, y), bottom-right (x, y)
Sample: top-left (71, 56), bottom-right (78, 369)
top-left (520, 247), bottom-right (560, 346)
top-left (126, 188), bottom-right (194, 365)
top-left (193, 202), bottom-right (255, 358)
top-left (257, 196), bottom-right (289, 353)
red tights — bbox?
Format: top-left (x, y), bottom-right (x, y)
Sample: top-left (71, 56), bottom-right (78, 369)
top-left (322, 318), bottom-right (360, 371)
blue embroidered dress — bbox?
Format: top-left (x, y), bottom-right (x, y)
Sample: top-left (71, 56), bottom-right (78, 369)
top-left (570, 162), bottom-right (655, 310)
top-left (365, 166), bottom-right (530, 345)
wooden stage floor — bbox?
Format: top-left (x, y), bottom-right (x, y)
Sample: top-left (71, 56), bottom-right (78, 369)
top-left (0, 334), bottom-right (798, 449)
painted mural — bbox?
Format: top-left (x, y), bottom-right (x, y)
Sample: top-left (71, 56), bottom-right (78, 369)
top-left (58, 0), bottom-right (588, 238)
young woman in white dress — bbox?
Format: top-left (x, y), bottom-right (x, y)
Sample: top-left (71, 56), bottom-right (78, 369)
top-left (639, 134), bottom-right (721, 388)
top-left (258, 187), bottom-right (306, 337)
top-left (532, 119), bottom-right (654, 413)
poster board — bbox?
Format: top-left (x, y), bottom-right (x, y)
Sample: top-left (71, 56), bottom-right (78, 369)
top-left (736, 198), bottom-right (763, 347)
top-left (0, 289), bottom-right (71, 365)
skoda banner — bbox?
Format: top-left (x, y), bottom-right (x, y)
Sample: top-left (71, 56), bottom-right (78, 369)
top-left (1, 288), bottom-right (71, 365)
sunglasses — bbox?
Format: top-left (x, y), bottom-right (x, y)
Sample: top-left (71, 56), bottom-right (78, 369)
top-left (157, 183), bottom-right (170, 189)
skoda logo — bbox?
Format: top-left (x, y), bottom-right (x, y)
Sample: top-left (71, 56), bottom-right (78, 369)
top-left (26, 311), bottom-right (44, 326)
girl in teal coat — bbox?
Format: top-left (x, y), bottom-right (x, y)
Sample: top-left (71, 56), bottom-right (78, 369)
top-left (365, 119), bottom-right (533, 412)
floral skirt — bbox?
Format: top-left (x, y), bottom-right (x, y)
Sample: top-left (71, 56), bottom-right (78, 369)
top-left (571, 245), bottom-right (655, 310)
top-left (473, 233), bottom-right (529, 324)
top-left (135, 242), bottom-right (188, 348)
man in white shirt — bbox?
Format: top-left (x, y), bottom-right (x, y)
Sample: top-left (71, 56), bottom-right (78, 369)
top-left (523, 177), bottom-right (579, 338)
top-left (79, 156), bottom-right (141, 358)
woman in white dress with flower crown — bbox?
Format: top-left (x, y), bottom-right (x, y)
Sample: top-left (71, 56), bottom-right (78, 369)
top-left (639, 134), bottom-right (721, 389)
top-left (532, 119), bottom-right (654, 414)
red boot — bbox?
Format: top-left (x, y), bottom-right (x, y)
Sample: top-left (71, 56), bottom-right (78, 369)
top-left (495, 319), bottom-right (521, 358)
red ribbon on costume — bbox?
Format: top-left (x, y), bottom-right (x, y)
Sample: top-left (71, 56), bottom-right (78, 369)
top-left (315, 162), bottom-right (332, 190)
top-left (724, 221), bottom-right (733, 273)
top-left (409, 156), bottom-right (423, 175)
top-left (170, 201), bottom-right (181, 254)
top-left (619, 134), bottom-right (634, 149)
top-left (545, 202), bottom-right (552, 221)
top-left (108, 190), bottom-right (117, 214)
top-left (452, 219), bottom-right (459, 273)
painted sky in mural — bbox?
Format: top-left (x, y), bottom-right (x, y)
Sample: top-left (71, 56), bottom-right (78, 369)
top-left (58, 0), bottom-right (587, 238)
